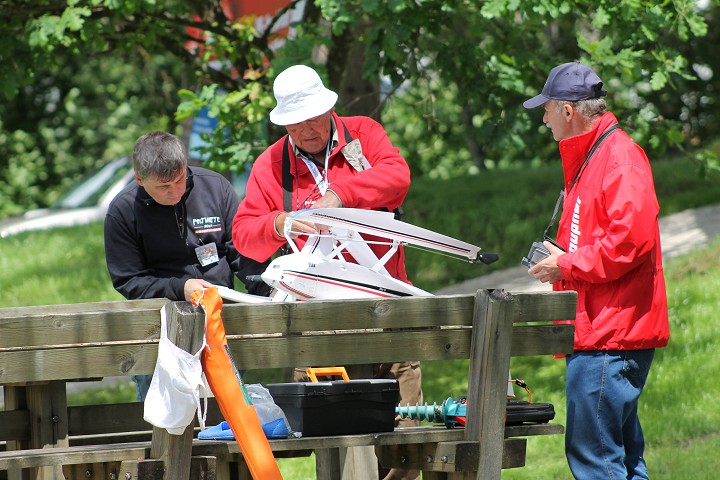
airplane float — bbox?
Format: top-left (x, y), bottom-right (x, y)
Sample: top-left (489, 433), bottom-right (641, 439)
top-left (216, 207), bottom-right (498, 303)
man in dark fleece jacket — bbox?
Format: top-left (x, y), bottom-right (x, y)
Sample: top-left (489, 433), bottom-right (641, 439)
top-left (104, 131), bottom-right (265, 400)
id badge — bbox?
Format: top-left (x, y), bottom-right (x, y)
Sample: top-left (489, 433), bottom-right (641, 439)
top-left (196, 242), bottom-right (220, 267)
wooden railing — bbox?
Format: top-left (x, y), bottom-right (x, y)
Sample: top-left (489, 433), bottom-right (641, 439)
top-left (0, 289), bottom-right (575, 480)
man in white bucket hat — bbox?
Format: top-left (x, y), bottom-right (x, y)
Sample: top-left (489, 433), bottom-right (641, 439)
top-left (233, 64), bottom-right (421, 480)
top-left (234, 64), bottom-right (412, 280)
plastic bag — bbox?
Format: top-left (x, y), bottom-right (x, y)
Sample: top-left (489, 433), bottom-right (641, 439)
top-left (144, 307), bottom-right (208, 435)
top-left (246, 384), bottom-right (295, 438)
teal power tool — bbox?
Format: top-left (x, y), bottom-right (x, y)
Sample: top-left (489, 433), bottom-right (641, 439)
top-left (395, 396), bottom-right (467, 429)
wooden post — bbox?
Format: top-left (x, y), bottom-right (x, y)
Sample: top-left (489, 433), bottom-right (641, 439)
top-left (464, 289), bottom-right (515, 480)
top-left (149, 301), bottom-right (206, 479)
top-left (315, 448), bottom-right (343, 480)
top-left (4, 381), bottom-right (69, 480)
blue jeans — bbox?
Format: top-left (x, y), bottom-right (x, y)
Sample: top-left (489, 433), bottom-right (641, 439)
top-left (132, 374), bottom-right (153, 402)
top-left (565, 350), bottom-right (655, 480)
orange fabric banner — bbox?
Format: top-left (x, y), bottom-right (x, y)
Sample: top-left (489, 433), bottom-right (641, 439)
top-left (193, 287), bottom-right (283, 479)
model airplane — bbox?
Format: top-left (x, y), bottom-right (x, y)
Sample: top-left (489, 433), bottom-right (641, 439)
top-left (212, 207), bottom-right (511, 395)
top-left (226, 207), bottom-right (497, 303)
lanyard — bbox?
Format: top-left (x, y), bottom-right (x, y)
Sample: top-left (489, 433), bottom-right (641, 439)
top-left (290, 123), bottom-right (336, 196)
top-left (299, 141), bottom-right (331, 195)
top-left (542, 124), bottom-right (621, 239)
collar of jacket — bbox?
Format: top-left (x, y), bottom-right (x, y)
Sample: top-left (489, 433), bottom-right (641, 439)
top-left (559, 112), bottom-right (619, 189)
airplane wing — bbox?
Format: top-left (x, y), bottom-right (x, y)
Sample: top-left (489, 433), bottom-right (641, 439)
top-left (214, 285), bottom-right (273, 303)
top-left (289, 208), bottom-right (484, 262)
top-left (267, 208), bottom-right (497, 303)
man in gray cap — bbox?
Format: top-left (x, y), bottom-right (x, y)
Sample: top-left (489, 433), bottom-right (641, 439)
top-left (233, 64), bottom-right (421, 480)
top-left (104, 131), bottom-right (268, 400)
top-left (523, 61), bottom-right (669, 479)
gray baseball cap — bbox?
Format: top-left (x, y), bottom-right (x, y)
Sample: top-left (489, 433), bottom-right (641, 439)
top-left (523, 62), bottom-right (607, 109)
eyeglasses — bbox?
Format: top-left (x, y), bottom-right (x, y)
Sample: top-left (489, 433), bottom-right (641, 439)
top-left (286, 114), bottom-right (330, 133)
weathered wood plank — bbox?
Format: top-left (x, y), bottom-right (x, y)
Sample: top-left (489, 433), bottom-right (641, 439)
top-left (0, 442), bottom-right (151, 470)
top-left (0, 409), bottom-right (29, 442)
top-left (0, 344), bottom-right (159, 383)
top-left (504, 423), bottom-right (564, 438)
top-left (509, 324), bottom-right (575, 356)
top-left (117, 459), bottom-right (166, 480)
top-left (0, 423), bottom-right (561, 471)
top-left (14, 381), bottom-right (70, 479)
top-left (375, 438), bottom-right (527, 471)
top-left (62, 461), bottom-right (122, 480)
top-left (65, 400), bottom-right (223, 437)
top-left (217, 291), bottom-right (567, 333)
top-left (0, 324), bottom-right (573, 383)
top-left (511, 291), bottom-right (577, 324)
top-left (0, 309), bottom-right (162, 349)
top-left (0, 329), bottom-right (468, 383)
top-left (0, 299), bottom-right (167, 318)
top-left (220, 294), bottom-right (477, 334)
top-left (0, 292), bottom-right (576, 478)
top-left (465, 290), bottom-right (514, 480)
top-left (0, 292), bottom-right (574, 350)
top-left (227, 328), bottom-right (473, 369)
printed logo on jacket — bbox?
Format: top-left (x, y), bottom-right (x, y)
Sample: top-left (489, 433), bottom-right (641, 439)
top-left (568, 198), bottom-right (582, 253)
top-left (192, 216), bottom-right (222, 234)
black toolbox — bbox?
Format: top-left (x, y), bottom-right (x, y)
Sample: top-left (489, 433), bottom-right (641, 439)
top-left (266, 379), bottom-right (399, 437)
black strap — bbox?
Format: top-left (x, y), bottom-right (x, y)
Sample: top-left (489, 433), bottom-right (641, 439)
top-left (568, 124), bottom-right (620, 193)
top-left (282, 136), bottom-right (293, 212)
top-left (341, 120), bottom-right (352, 143)
top-left (542, 124), bottom-right (621, 239)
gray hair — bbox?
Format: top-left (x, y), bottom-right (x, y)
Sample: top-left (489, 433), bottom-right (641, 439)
top-left (133, 131), bottom-right (187, 182)
top-left (556, 98), bottom-right (607, 118)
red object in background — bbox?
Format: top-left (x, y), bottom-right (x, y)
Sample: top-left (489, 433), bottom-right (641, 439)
top-left (185, 0), bottom-right (304, 60)
top-left (220, 0), bottom-right (293, 22)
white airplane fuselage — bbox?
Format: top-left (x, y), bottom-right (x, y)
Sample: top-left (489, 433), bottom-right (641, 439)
top-left (262, 252), bottom-right (432, 301)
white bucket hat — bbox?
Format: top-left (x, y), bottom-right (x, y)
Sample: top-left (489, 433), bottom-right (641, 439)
top-left (269, 65), bottom-right (338, 126)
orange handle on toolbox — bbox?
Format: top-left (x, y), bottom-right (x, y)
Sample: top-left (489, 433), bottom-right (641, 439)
top-left (306, 366), bottom-right (350, 382)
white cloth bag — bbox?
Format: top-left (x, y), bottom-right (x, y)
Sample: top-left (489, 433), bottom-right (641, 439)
top-left (143, 306), bottom-right (208, 435)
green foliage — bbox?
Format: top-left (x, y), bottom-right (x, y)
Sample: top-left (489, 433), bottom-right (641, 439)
top-left (292, 0), bottom-right (720, 184)
top-left (1, 0), bottom-right (717, 219)
top-left (27, 7), bottom-right (93, 50)
top-left (0, 51), bottom-right (185, 217)
top-left (176, 79), bottom-right (276, 174)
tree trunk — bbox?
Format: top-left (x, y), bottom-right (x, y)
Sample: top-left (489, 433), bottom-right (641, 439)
top-left (326, 24), bottom-right (381, 120)
top-left (462, 104), bottom-right (487, 171)
top-left (300, 4), bottom-right (380, 119)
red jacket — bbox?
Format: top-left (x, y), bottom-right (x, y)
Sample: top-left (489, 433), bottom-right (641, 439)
top-left (554, 112), bottom-right (670, 351)
top-left (233, 112), bottom-right (411, 282)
